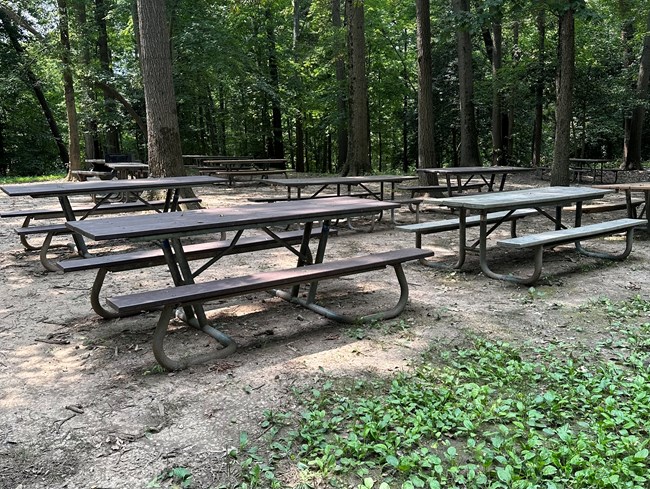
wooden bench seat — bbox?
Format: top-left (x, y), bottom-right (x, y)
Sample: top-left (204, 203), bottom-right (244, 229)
top-left (105, 247), bottom-right (433, 370)
top-left (4, 197), bottom-right (202, 271)
top-left (563, 199), bottom-right (644, 214)
top-left (397, 183), bottom-right (485, 197)
top-left (57, 227), bottom-right (337, 319)
top-left (492, 218), bottom-right (646, 284)
top-left (396, 209), bottom-right (538, 269)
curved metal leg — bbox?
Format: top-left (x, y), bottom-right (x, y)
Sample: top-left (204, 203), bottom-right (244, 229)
top-left (575, 228), bottom-right (635, 260)
top-left (479, 244), bottom-right (544, 285)
top-left (39, 231), bottom-right (75, 272)
top-left (152, 305), bottom-right (237, 371)
top-left (415, 231), bottom-right (466, 270)
top-left (90, 268), bottom-right (120, 319)
top-left (274, 263), bottom-right (411, 323)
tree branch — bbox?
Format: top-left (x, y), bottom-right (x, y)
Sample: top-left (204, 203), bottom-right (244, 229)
top-left (92, 80), bottom-right (148, 138)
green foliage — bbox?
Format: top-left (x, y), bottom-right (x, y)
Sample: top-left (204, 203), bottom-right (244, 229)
top-left (232, 295), bottom-right (650, 488)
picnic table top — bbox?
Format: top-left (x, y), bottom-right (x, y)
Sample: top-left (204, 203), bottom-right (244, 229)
top-left (1, 175), bottom-right (224, 198)
top-left (264, 175), bottom-right (417, 187)
top-left (66, 196), bottom-right (399, 241)
top-left (102, 162), bottom-right (148, 170)
top-left (431, 186), bottom-right (614, 211)
top-left (417, 166), bottom-right (534, 175)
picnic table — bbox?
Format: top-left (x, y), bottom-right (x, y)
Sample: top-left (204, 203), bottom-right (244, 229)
top-left (197, 158), bottom-right (293, 185)
top-left (65, 196), bottom-right (430, 369)
top-left (415, 166), bottom-right (533, 197)
top-left (400, 186), bottom-right (643, 284)
top-left (593, 182), bottom-right (650, 233)
top-left (569, 158), bottom-right (622, 183)
top-left (263, 175), bottom-right (417, 200)
top-left (1, 176), bottom-right (224, 267)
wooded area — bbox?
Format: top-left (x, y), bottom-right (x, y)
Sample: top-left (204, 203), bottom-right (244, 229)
top-left (1, 0), bottom-right (650, 182)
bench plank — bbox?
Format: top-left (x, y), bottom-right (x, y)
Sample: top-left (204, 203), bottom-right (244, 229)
top-left (397, 208), bottom-right (537, 234)
top-left (107, 248), bottom-right (432, 314)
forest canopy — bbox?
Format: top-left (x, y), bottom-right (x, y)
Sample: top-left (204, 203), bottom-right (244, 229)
top-left (1, 0), bottom-right (649, 177)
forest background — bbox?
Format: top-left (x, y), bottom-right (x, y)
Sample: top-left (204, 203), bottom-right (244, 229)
top-left (1, 0), bottom-right (650, 182)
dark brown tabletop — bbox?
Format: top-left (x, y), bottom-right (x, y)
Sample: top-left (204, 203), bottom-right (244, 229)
top-left (67, 196), bottom-right (399, 241)
top-left (1, 175), bottom-right (224, 198)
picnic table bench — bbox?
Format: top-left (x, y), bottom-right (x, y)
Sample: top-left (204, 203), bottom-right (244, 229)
top-left (57, 227), bottom-right (336, 319)
top-left (496, 218), bottom-right (645, 284)
top-left (106, 248), bottom-right (432, 370)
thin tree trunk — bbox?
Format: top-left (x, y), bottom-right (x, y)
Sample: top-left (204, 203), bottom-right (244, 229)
top-left (332, 0), bottom-right (347, 170)
top-left (0, 13), bottom-right (69, 165)
top-left (551, 6), bottom-right (575, 186)
top-left (96, 0), bottom-right (120, 154)
top-left (625, 9), bottom-right (650, 170)
top-left (58, 0), bottom-right (82, 179)
top-left (532, 9), bottom-right (545, 168)
top-left (453, 0), bottom-right (480, 167)
top-left (266, 8), bottom-right (284, 159)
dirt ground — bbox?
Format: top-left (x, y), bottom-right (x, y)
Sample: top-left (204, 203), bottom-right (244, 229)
top-left (1, 172), bottom-right (649, 489)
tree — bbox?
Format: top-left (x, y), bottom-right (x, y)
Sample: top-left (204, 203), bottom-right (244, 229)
top-left (452, 0), bottom-right (480, 167)
top-left (57, 0), bottom-right (82, 179)
top-left (550, 3), bottom-right (576, 186)
top-left (136, 0), bottom-right (184, 177)
top-left (624, 9), bottom-right (650, 170)
top-left (332, 0), bottom-right (348, 171)
top-left (342, 0), bottom-right (370, 175)
top-left (416, 0), bottom-right (437, 184)
top-left (532, 7), bottom-right (546, 169)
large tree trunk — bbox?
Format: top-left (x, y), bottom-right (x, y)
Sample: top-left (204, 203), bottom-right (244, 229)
top-left (416, 0), bottom-right (437, 185)
top-left (332, 0), bottom-right (348, 171)
top-left (0, 12), bottom-right (69, 165)
top-left (624, 10), bottom-right (650, 170)
top-left (532, 9), bottom-right (545, 168)
top-left (551, 6), bottom-right (575, 186)
top-left (58, 0), bottom-right (82, 180)
top-left (453, 0), bottom-right (480, 167)
top-left (137, 0), bottom-right (184, 178)
top-left (342, 0), bottom-right (370, 176)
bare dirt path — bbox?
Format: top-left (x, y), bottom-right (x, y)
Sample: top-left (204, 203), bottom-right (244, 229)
top-left (1, 173), bottom-right (648, 488)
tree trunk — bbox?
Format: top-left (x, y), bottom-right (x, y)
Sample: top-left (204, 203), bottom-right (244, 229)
top-left (490, 22), bottom-right (504, 165)
top-left (551, 6), bottom-right (575, 186)
top-left (0, 12), bottom-right (69, 165)
top-left (532, 9), bottom-right (545, 168)
top-left (96, 0), bottom-right (120, 154)
top-left (332, 0), bottom-right (347, 170)
top-left (266, 8), bottom-right (284, 159)
top-left (58, 0), bottom-right (82, 179)
top-left (137, 0), bottom-right (185, 178)
top-left (620, 0), bottom-right (634, 162)
top-left (453, 0), bottom-right (480, 167)
top-left (624, 10), bottom-right (650, 170)
top-left (342, 0), bottom-right (369, 176)
top-left (416, 0), bottom-right (437, 185)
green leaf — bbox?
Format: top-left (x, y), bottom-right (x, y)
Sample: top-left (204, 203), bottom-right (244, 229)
top-left (496, 466), bottom-right (512, 483)
top-left (542, 465), bottom-right (557, 476)
top-left (634, 448), bottom-right (649, 460)
top-left (386, 455), bottom-right (399, 467)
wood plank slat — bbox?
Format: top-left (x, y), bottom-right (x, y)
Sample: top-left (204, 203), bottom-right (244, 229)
top-left (107, 248), bottom-right (433, 314)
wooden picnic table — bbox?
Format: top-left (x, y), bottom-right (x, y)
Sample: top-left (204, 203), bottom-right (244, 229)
top-left (425, 186), bottom-right (643, 283)
top-left (416, 166), bottom-right (533, 196)
top-left (593, 182), bottom-right (650, 233)
top-left (569, 158), bottom-right (622, 183)
top-left (1, 176), bottom-right (224, 258)
top-left (263, 174), bottom-right (417, 200)
top-left (66, 197), bottom-right (409, 368)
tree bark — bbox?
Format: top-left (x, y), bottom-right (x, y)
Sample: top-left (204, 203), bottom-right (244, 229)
top-left (95, 0), bottom-right (120, 154)
top-left (453, 0), bottom-right (480, 167)
top-left (137, 0), bottom-right (184, 178)
top-left (332, 0), bottom-right (348, 171)
top-left (341, 0), bottom-right (370, 176)
top-left (0, 12), bottom-right (69, 165)
top-left (624, 9), bottom-right (650, 170)
top-left (551, 6), bottom-right (575, 186)
top-left (532, 9), bottom-right (545, 168)
top-left (57, 0), bottom-right (82, 179)
top-left (416, 0), bottom-right (437, 185)
top-left (266, 8), bottom-right (284, 159)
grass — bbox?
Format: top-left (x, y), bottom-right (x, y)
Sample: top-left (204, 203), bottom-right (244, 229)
top-left (229, 295), bottom-right (650, 489)
top-left (0, 173), bottom-right (66, 185)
